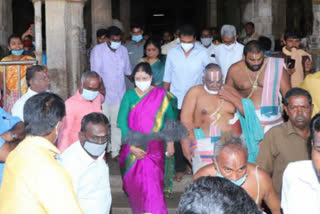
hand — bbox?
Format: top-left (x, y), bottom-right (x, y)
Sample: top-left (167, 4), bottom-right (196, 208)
top-left (166, 141), bottom-right (175, 157)
top-left (12, 122), bottom-right (25, 141)
top-left (130, 145), bottom-right (146, 159)
top-left (0, 131), bottom-right (13, 142)
top-left (181, 139), bottom-right (194, 164)
top-left (286, 67), bottom-right (296, 75)
top-left (219, 85), bottom-right (240, 102)
top-left (304, 58), bottom-right (312, 73)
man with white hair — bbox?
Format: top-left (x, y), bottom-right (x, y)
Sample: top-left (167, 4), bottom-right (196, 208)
top-left (214, 25), bottom-right (244, 82)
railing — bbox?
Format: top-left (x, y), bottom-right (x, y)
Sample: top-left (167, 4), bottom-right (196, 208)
top-left (1, 60), bottom-right (38, 109)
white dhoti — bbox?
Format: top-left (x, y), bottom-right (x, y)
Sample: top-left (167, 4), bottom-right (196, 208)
top-left (191, 138), bottom-right (215, 174)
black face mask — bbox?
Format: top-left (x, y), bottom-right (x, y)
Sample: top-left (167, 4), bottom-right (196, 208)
top-left (245, 59), bottom-right (264, 72)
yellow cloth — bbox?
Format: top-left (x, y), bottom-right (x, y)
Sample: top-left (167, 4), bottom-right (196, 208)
top-left (0, 55), bottom-right (35, 93)
top-left (299, 72), bottom-right (320, 117)
top-left (0, 136), bottom-right (83, 214)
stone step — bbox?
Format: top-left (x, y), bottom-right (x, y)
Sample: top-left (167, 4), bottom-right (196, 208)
top-left (110, 174), bottom-right (192, 193)
top-left (111, 191), bottom-right (182, 214)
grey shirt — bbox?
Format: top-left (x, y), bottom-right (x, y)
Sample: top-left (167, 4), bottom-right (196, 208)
top-left (124, 40), bottom-right (146, 70)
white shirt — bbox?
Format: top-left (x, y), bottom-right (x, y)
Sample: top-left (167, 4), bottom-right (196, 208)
top-left (163, 43), bottom-right (211, 109)
top-left (281, 160), bottom-right (320, 214)
top-left (202, 43), bottom-right (217, 63)
top-left (11, 88), bottom-right (37, 121)
top-left (214, 42), bottom-right (244, 82)
top-left (60, 141), bottom-right (111, 214)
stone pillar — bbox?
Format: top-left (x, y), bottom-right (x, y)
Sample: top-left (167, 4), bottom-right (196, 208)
top-left (0, 0), bottom-right (12, 56)
top-left (32, 0), bottom-right (43, 65)
top-left (120, 0), bottom-right (130, 38)
top-left (272, 0), bottom-right (286, 39)
top-left (207, 0), bottom-right (217, 27)
top-left (91, 0), bottom-right (112, 45)
top-left (309, 0), bottom-right (320, 71)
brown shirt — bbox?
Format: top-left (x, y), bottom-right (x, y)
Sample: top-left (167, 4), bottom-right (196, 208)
top-left (256, 121), bottom-right (309, 196)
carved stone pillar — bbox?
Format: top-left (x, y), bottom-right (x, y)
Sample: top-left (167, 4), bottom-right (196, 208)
top-left (0, 0), bottom-right (12, 56)
top-left (309, 0), bottom-right (320, 70)
top-left (120, 0), bottom-right (130, 38)
top-left (207, 0), bottom-right (217, 27)
top-left (32, 0), bottom-right (43, 65)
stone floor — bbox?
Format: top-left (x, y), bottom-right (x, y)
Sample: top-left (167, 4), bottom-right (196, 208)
top-left (107, 156), bottom-right (192, 214)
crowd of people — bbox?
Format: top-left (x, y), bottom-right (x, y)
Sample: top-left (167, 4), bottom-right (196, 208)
top-left (0, 21), bottom-right (319, 214)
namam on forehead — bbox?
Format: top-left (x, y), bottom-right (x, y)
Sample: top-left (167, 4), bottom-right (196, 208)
top-left (205, 69), bottom-right (221, 82)
top-left (218, 144), bottom-right (247, 168)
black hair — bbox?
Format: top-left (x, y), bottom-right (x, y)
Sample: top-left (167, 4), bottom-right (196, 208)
top-left (80, 112), bottom-right (110, 132)
top-left (26, 65), bottom-right (47, 86)
top-left (284, 28), bottom-right (302, 40)
top-left (179, 24), bottom-right (196, 37)
top-left (96, 29), bottom-right (108, 38)
top-left (132, 62), bottom-right (153, 79)
top-left (308, 113), bottom-right (320, 158)
top-left (8, 34), bottom-right (22, 45)
top-left (177, 176), bottom-right (261, 214)
top-left (106, 26), bottom-right (121, 38)
top-left (143, 39), bottom-right (161, 58)
top-left (243, 40), bottom-right (264, 56)
top-left (245, 22), bottom-right (255, 28)
top-left (283, 87), bottom-right (312, 106)
top-left (24, 92), bottom-right (65, 136)
top-left (130, 24), bottom-right (142, 31)
top-left (258, 36), bottom-right (272, 51)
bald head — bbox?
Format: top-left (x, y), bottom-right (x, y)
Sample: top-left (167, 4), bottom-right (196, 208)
top-left (203, 63), bottom-right (223, 93)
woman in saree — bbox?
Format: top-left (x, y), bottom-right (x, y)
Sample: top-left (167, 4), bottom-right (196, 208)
top-left (0, 34), bottom-right (35, 113)
top-left (118, 62), bottom-right (179, 214)
top-left (138, 39), bottom-right (166, 87)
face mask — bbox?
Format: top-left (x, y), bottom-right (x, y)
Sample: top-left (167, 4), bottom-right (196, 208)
top-left (181, 42), bottom-right (194, 52)
top-left (215, 161), bottom-right (248, 186)
top-left (109, 41), bottom-right (121, 50)
top-left (53, 122), bottom-right (60, 144)
top-left (83, 140), bottom-right (107, 157)
top-left (132, 35), bottom-right (143, 42)
top-left (135, 80), bottom-right (151, 92)
top-left (201, 38), bottom-right (213, 47)
top-left (81, 88), bottom-right (99, 101)
top-left (223, 43), bottom-right (236, 50)
top-left (204, 84), bottom-right (218, 95)
top-left (11, 49), bottom-right (24, 56)
top-left (32, 41), bottom-right (36, 46)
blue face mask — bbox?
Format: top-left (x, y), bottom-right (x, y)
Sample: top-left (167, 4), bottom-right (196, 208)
top-left (132, 35), bottom-right (143, 42)
top-left (215, 161), bottom-right (248, 186)
top-left (11, 49), bottom-right (24, 56)
top-left (81, 88), bottom-right (99, 101)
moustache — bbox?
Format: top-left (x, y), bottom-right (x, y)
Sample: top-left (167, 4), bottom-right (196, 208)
top-left (295, 115), bottom-right (306, 121)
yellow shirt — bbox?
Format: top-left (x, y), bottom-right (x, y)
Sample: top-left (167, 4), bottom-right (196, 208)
top-left (0, 136), bottom-right (83, 214)
top-left (299, 72), bottom-right (320, 117)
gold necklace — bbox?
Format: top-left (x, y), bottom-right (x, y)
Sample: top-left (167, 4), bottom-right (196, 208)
top-left (210, 99), bottom-right (225, 125)
top-left (245, 59), bottom-right (267, 98)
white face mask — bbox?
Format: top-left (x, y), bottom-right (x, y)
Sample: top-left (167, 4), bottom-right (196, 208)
top-left (135, 80), bottom-right (151, 92)
top-left (223, 42), bottom-right (236, 50)
top-left (201, 38), bottom-right (213, 47)
top-left (109, 41), bottom-right (121, 50)
top-left (204, 85), bottom-right (218, 94)
top-left (181, 42), bottom-right (194, 52)
top-left (83, 140), bottom-right (107, 157)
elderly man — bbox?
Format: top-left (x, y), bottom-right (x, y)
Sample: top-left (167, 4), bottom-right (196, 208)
top-left (281, 113), bottom-right (320, 214)
top-left (12, 65), bottom-right (50, 121)
top-left (194, 138), bottom-right (281, 213)
top-left (177, 176), bottom-right (261, 214)
top-left (274, 29), bottom-right (312, 87)
top-left (224, 40), bottom-right (291, 162)
top-left (180, 63), bottom-right (240, 173)
top-left (163, 24), bottom-right (211, 180)
top-left (200, 28), bottom-right (217, 63)
top-left (91, 26), bottom-right (131, 159)
top-left (214, 25), bottom-right (244, 82)
top-left (57, 71), bottom-right (103, 152)
top-left (0, 92), bottom-right (83, 213)
top-left (243, 22), bottom-right (260, 44)
top-left (256, 88), bottom-right (312, 196)
top-left (61, 113), bottom-right (111, 214)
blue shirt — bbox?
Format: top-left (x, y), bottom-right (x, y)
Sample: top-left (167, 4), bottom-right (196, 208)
top-left (163, 43), bottom-right (211, 109)
top-left (0, 107), bottom-right (21, 184)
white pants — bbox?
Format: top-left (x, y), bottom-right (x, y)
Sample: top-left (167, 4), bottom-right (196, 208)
top-left (192, 138), bottom-right (214, 174)
top-left (102, 104), bottom-right (121, 158)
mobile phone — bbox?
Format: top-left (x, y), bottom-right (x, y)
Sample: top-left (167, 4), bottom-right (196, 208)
top-left (288, 58), bottom-right (295, 69)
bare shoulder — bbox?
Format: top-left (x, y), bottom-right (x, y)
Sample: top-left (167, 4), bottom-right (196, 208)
top-left (193, 163), bottom-right (216, 181)
top-left (186, 85), bottom-right (203, 96)
top-left (253, 165), bottom-right (273, 185)
top-left (226, 60), bottom-right (245, 79)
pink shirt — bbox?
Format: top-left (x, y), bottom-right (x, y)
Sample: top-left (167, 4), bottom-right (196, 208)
top-left (57, 90), bottom-right (103, 152)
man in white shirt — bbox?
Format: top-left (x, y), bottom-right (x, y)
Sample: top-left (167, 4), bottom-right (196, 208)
top-left (163, 24), bottom-right (211, 181)
top-left (200, 28), bottom-right (217, 63)
top-left (60, 112), bottom-right (111, 214)
top-left (214, 25), bottom-right (244, 82)
top-left (281, 113), bottom-right (320, 214)
top-left (11, 65), bottom-right (50, 121)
